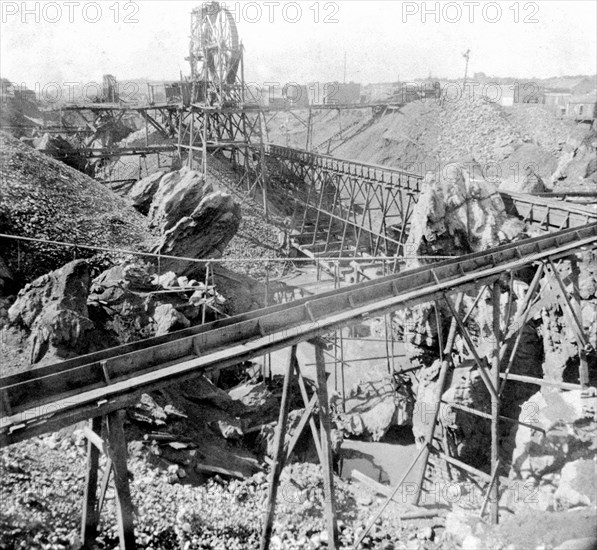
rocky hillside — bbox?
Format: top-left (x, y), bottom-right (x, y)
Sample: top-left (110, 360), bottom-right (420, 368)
top-left (398, 162), bottom-right (597, 511)
top-left (0, 131), bottom-right (155, 285)
top-left (269, 98), bottom-right (597, 191)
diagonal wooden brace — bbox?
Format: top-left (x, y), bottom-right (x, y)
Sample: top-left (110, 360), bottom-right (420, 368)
top-left (442, 292), bottom-right (498, 401)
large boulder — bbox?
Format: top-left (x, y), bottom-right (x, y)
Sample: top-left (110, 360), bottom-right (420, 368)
top-left (128, 170), bottom-right (168, 215)
top-left (499, 166), bottom-right (549, 193)
top-left (508, 389), bottom-right (597, 511)
top-left (555, 458), bottom-right (597, 508)
top-left (337, 376), bottom-right (414, 441)
top-left (133, 167), bottom-right (242, 276)
top-left (7, 260), bottom-right (95, 364)
top-left (148, 168), bottom-right (207, 231)
top-left (152, 192), bottom-right (242, 276)
top-left (405, 163), bottom-right (528, 265)
top-left (89, 260), bottom-right (222, 343)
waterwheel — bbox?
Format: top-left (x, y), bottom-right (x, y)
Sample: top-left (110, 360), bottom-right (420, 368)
top-left (189, 1), bottom-right (242, 105)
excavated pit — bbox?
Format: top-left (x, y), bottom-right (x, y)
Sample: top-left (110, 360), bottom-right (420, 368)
top-left (1, 90), bottom-right (596, 549)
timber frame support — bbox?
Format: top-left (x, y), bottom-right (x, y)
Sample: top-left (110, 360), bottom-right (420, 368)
top-left (260, 344), bottom-right (338, 550)
top-left (385, 255), bottom-right (595, 530)
top-left (81, 410), bottom-right (136, 550)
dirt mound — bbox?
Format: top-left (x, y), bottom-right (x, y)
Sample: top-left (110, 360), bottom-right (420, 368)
top-left (0, 131), bottom-right (155, 285)
top-left (333, 101), bottom-right (441, 168)
top-left (275, 97), bottom-right (595, 191)
top-left (507, 104), bottom-right (577, 154)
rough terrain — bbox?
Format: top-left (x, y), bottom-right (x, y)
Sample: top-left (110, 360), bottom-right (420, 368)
top-left (1, 89), bottom-right (596, 550)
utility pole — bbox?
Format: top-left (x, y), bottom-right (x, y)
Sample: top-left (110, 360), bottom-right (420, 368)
top-left (462, 49), bottom-right (471, 84)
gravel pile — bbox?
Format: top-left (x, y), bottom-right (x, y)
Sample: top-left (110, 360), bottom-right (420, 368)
top-left (0, 435), bottom-right (441, 550)
top-left (296, 97), bottom-right (596, 192)
top-left (0, 131), bottom-right (156, 283)
top-left (430, 97), bottom-right (522, 165)
top-left (506, 104), bottom-right (579, 154)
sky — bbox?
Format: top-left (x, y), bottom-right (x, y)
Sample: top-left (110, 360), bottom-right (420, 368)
top-left (1, 0), bottom-right (596, 89)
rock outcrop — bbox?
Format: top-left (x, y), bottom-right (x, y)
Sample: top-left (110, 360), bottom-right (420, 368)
top-left (7, 260), bottom-right (98, 365)
top-left (129, 170), bottom-right (168, 215)
top-left (336, 377), bottom-right (414, 441)
top-left (125, 167), bottom-right (242, 277)
top-left (505, 389), bottom-right (597, 512)
top-left (405, 163), bottom-right (528, 265)
top-left (89, 260), bottom-right (224, 343)
top-left (401, 164), bottom-right (546, 475)
top-left (3, 259), bottom-right (227, 369)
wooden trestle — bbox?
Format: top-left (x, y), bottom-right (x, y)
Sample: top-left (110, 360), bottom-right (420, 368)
top-left (1, 221), bottom-right (596, 548)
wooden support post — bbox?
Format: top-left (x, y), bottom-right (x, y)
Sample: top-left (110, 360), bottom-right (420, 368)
top-left (96, 459), bottom-right (113, 524)
top-left (260, 346), bottom-right (297, 550)
top-left (202, 111), bottom-right (208, 179)
top-left (294, 360), bottom-right (324, 463)
top-left (314, 344), bottom-right (338, 549)
top-left (340, 328), bottom-right (346, 413)
top-left (546, 259), bottom-right (589, 350)
top-left (202, 263), bottom-right (210, 325)
top-left (479, 459), bottom-right (501, 520)
top-left (258, 112), bottom-right (269, 219)
top-left (442, 292), bottom-right (498, 401)
top-left (188, 110), bottom-right (194, 168)
top-left (306, 108), bottom-right (313, 151)
top-left (490, 281), bottom-right (500, 524)
top-left (499, 263), bottom-right (544, 396)
top-left (105, 410), bottom-right (136, 550)
top-left (570, 257), bottom-right (589, 388)
top-left (413, 293), bottom-right (464, 506)
top-left (177, 109), bottom-right (183, 162)
top-left (81, 416), bottom-right (102, 548)
top-left (284, 392), bottom-right (318, 461)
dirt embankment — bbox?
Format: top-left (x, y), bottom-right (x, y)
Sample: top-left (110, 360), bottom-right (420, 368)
top-left (268, 98), bottom-right (596, 191)
top-left (0, 131), bottom-right (156, 284)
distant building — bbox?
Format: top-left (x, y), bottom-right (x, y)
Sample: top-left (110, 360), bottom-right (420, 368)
top-left (566, 91), bottom-right (597, 121)
top-left (542, 76), bottom-right (596, 96)
top-left (321, 82), bottom-right (362, 106)
top-left (544, 89), bottom-right (573, 116)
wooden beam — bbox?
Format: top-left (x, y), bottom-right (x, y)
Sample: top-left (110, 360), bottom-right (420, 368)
top-left (354, 444), bottom-right (427, 549)
top-left (260, 346), bottom-right (297, 550)
top-left (314, 345), bottom-right (338, 549)
top-left (413, 293), bottom-right (464, 505)
top-left (2, 223), bottom-right (597, 445)
top-left (105, 411), bottom-right (136, 550)
top-left (490, 280), bottom-right (500, 525)
top-left (81, 416), bottom-right (102, 548)
top-left (284, 392), bottom-right (318, 462)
